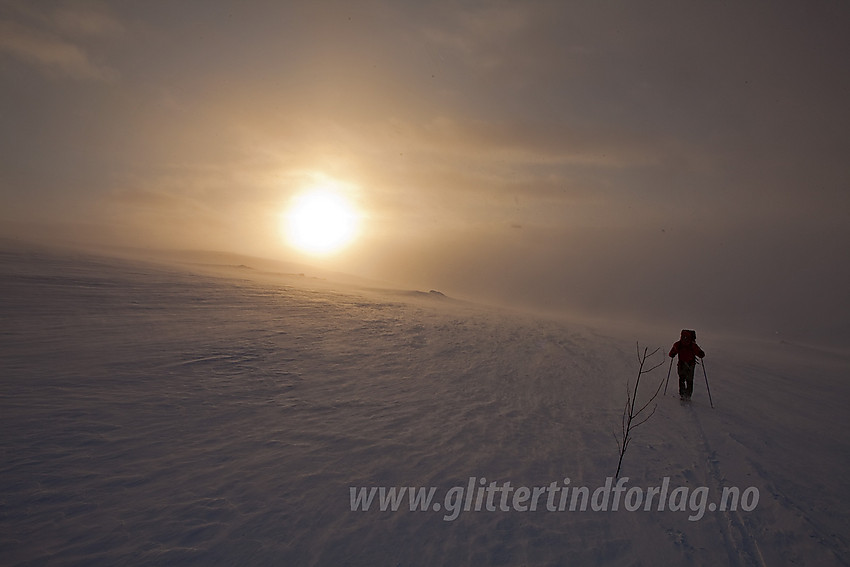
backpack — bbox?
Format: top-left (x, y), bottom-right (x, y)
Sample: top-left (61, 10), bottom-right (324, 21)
top-left (681, 329), bottom-right (697, 341)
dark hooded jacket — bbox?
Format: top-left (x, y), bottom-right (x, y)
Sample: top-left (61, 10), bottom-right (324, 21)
top-left (669, 329), bottom-right (705, 364)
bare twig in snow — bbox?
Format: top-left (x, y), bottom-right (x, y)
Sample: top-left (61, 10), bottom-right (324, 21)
top-left (615, 343), bottom-right (665, 478)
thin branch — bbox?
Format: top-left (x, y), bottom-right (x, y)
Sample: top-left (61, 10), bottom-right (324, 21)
top-left (635, 377), bottom-right (665, 417)
top-left (615, 342), bottom-right (666, 478)
top-left (630, 404), bottom-right (659, 429)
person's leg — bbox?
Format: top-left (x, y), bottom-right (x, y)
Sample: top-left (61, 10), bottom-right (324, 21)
top-left (685, 362), bottom-right (695, 398)
top-left (677, 362), bottom-right (688, 397)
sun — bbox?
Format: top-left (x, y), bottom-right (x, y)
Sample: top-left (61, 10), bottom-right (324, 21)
top-left (283, 188), bottom-right (360, 256)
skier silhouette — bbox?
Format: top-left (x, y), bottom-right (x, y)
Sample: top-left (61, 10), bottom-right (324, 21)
top-left (669, 330), bottom-right (705, 400)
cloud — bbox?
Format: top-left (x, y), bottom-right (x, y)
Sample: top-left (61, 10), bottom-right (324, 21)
top-left (0, 4), bottom-right (119, 81)
top-left (49, 4), bottom-right (124, 38)
top-left (393, 115), bottom-right (667, 169)
top-left (420, 3), bottom-right (531, 71)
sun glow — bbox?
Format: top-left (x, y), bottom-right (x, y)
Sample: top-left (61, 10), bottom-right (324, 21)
top-left (283, 187), bottom-right (360, 256)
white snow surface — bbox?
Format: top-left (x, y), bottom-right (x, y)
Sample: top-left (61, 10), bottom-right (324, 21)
top-left (1, 245), bottom-right (848, 566)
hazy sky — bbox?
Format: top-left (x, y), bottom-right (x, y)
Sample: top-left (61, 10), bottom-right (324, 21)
top-left (2, 1), bottom-right (849, 342)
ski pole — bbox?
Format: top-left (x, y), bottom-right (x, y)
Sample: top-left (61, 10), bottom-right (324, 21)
top-left (663, 357), bottom-right (673, 395)
top-left (701, 358), bottom-right (714, 408)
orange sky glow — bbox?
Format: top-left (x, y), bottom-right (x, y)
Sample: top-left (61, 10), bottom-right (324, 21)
top-left (2, 1), bottom-right (849, 342)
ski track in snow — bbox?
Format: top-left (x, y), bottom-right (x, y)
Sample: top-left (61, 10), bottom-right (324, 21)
top-left (687, 398), bottom-right (767, 567)
top-left (1, 246), bottom-right (849, 566)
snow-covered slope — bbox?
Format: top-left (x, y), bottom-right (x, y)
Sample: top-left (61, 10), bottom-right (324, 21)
top-left (1, 246), bottom-right (848, 566)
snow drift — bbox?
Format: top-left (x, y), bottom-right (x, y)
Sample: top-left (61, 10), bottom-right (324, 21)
top-left (1, 244), bottom-right (848, 566)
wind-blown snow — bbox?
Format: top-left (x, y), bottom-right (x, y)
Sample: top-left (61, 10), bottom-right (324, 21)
top-left (1, 245), bottom-right (848, 566)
